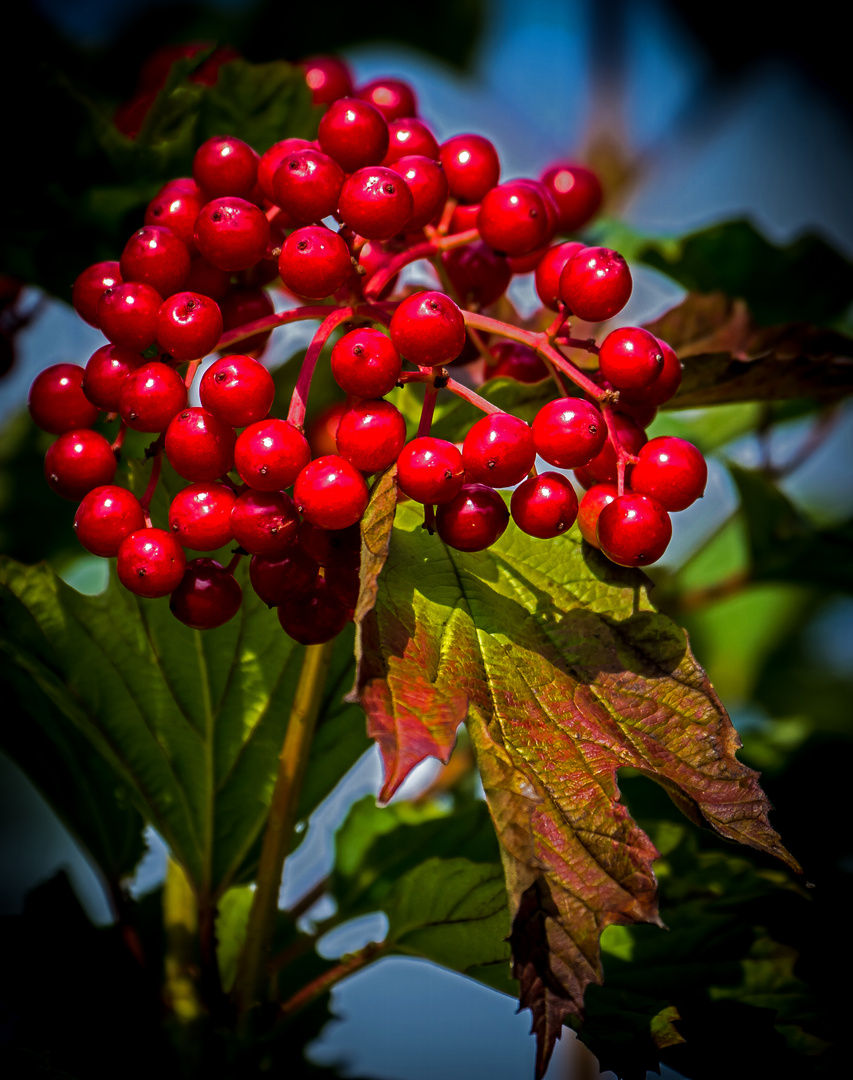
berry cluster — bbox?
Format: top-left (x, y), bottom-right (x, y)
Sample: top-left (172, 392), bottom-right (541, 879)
top-left (30, 55), bottom-right (707, 645)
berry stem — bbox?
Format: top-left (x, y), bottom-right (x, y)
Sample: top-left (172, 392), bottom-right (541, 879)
top-left (110, 422), bottom-right (127, 453)
top-left (216, 305), bottom-right (337, 351)
top-left (184, 359), bottom-right (202, 389)
top-left (416, 379), bottom-right (439, 438)
top-left (278, 941), bottom-right (385, 1020)
top-left (140, 447), bottom-right (163, 526)
top-left (363, 229), bottom-right (479, 301)
top-left (601, 403), bottom-right (639, 497)
top-left (287, 306), bottom-right (354, 428)
top-left (434, 196), bottom-right (458, 237)
top-left (444, 377), bottom-right (504, 415)
top-left (544, 309), bottom-right (569, 342)
top-left (556, 335), bottom-right (601, 355)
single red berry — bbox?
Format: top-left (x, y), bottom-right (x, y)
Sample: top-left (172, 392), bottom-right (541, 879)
top-left (620, 339), bottom-right (683, 408)
top-left (383, 117), bottom-right (439, 164)
top-left (477, 181), bottom-right (550, 257)
top-left (294, 455), bottom-right (370, 530)
top-left (219, 285), bottom-right (275, 355)
top-left (230, 488), bottom-right (299, 557)
top-left (169, 482), bottom-right (236, 550)
top-left (534, 241), bottom-right (585, 310)
top-left (144, 188), bottom-right (203, 252)
top-left (187, 255), bottom-right (231, 301)
top-left (249, 550), bottom-right (318, 605)
top-left (435, 484), bottom-right (509, 551)
top-left (234, 418), bottom-right (311, 490)
top-left (462, 413), bottom-right (535, 488)
top-left (83, 344), bottom-right (147, 412)
top-left (336, 399), bottom-right (407, 474)
top-left (298, 520), bottom-right (361, 566)
top-left (440, 135), bottom-right (500, 203)
top-left (29, 363), bottom-right (99, 434)
top-left (338, 166), bottom-right (414, 241)
top-left (200, 354), bottom-right (274, 427)
top-left (272, 147), bottom-right (345, 225)
top-left (165, 407), bottom-right (236, 482)
top-left (193, 135), bottom-right (259, 199)
top-left (257, 137), bottom-right (315, 203)
top-left (156, 292), bottom-right (223, 361)
top-left (278, 577), bottom-right (350, 644)
top-left (448, 202), bottom-right (480, 233)
top-left (169, 558), bottom-right (243, 629)
top-left (156, 177), bottom-right (203, 200)
top-left (98, 282), bottom-right (163, 351)
top-left (629, 436), bottom-right (707, 512)
top-left (583, 411), bottom-right (647, 484)
top-left (532, 398), bottom-right (608, 469)
top-left (120, 225), bottom-right (191, 299)
top-left (506, 242), bottom-right (551, 276)
top-left (559, 247), bottom-right (632, 322)
top-left (396, 437), bottom-right (464, 505)
top-left (118, 361), bottom-right (188, 432)
top-left (307, 401), bottom-right (348, 457)
top-left (387, 155), bottom-right (448, 231)
top-left (300, 55), bottom-right (353, 105)
top-left (324, 556), bottom-right (361, 608)
top-left (278, 226), bottom-right (352, 299)
top-left (616, 397), bottom-right (658, 430)
top-left (74, 485), bottom-right (146, 557)
top-left (510, 472), bottom-right (579, 539)
top-left (484, 342), bottom-right (549, 384)
top-left (442, 241), bottom-right (511, 307)
top-left (356, 78), bottom-right (417, 122)
top-left (44, 429), bottom-right (117, 501)
top-left (117, 527), bottom-right (187, 598)
top-left (539, 163), bottom-right (603, 232)
top-left (194, 197), bottom-right (270, 272)
top-left (352, 239), bottom-right (399, 299)
top-left (389, 290), bottom-right (466, 367)
top-left (576, 483), bottom-right (619, 547)
top-left (331, 326), bottom-right (402, 398)
top-left (596, 493), bottom-right (672, 567)
top-left (318, 98), bottom-right (389, 173)
top-left (72, 261), bottom-right (122, 327)
top-left (598, 326), bottom-right (664, 390)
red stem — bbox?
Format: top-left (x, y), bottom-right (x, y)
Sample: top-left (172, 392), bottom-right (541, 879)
top-left (110, 422), bottom-right (127, 453)
top-left (363, 229), bottom-right (480, 301)
top-left (216, 305), bottom-right (336, 351)
top-left (601, 403), bottom-right (639, 497)
top-left (184, 359), bottom-right (202, 389)
top-left (140, 452), bottom-right (163, 526)
top-left (287, 306), bottom-right (354, 428)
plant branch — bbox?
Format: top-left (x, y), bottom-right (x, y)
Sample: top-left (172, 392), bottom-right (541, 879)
top-left (278, 942), bottom-right (385, 1020)
top-left (287, 306), bottom-right (353, 428)
top-left (216, 305), bottom-right (335, 351)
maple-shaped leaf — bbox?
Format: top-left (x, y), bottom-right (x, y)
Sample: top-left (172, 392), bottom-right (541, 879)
top-left (355, 504), bottom-right (799, 1077)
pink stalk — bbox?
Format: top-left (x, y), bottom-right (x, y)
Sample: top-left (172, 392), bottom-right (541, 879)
top-left (287, 306), bottom-right (354, 428)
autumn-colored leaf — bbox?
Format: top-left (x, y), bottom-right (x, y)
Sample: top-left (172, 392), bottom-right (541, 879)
top-left (356, 505), bottom-right (798, 1076)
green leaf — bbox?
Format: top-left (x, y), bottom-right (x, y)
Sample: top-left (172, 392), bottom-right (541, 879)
top-left (355, 505), bottom-right (797, 1077)
top-left (216, 885), bottom-right (254, 993)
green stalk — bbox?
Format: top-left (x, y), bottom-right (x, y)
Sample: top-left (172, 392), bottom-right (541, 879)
top-left (234, 639), bottom-right (335, 1016)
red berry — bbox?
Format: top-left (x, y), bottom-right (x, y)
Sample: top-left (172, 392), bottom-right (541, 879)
top-left (484, 342), bottom-right (549, 384)
top-left (383, 117), bottom-right (439, 164)
top-left (534, 241), bottom-right (585, 311)
top-left (119, 361), bottom-right (187, 432)
top-left (539, 163), bottom-right (603, 232)
top-left (448, 202), bottom-right (480, 233)
top-left (307, 402), bottom-right (348, 457)
top-left (620, 339), bottom-right (682, 408)
top-left (442, 241), bottom-right (511, 307)
top-left (477, 181), bottom-right (549, 257)
top-left (186, 255), bottom-right (231, 301)
top-left (250, 550), bottom-right (318, 605)
top-left (169, 558), bottom-right (243, 629)
top-left (273, 147), bottom-right (345, 224)
top-left (29, 363), bottom-right (99, 434)
top-left (145, 189), bottom-right (203, 252)
top-left (389, 290), bottom-right (465, 367)
top-left (583, 411), bottom-right (647, 484)
top-left (72, 261), bottom-right (122, 327)
top-left (165, 407), bottom-right (236, 482)
top-left (629, 436), bottom-right (707, 512)
top-left (193, 135), bottom-right (259, 199)
top-left (298, 520), bottom-right (361, 566)
top-left (559, 247), bottom-right (632, 322)
top-left (387, 155), bottom-right (448, 231)
top-left (300, 55), bottom-right (353, 105)
top-left (598, 326), bottom-right (664, 391)
top-left (83, 345), bottom-right (147, 412)
top-left (230, 488), bottom-right (299, 556)
top-left (169, 482), bottom-right (236, 550)
top-left (74, 485), bottom-right (146, 557)
top-left (200, 353), bottom-right (274, 427)
top-left (194, 197), bottom-right (270, 272)
top-left (338, 166), bottom-right (414, 241)
top-left (44, 429), bottom-right (117, 501)
top-left (331, 327), bottom-right (402, 398)
top-left (336, 399), bottom-right (407, 474)
top-left (356, 78), bottom-right (417, 122)
top-left (120, 225), bottom-right (191, 299)
top-left (156, 291), bottom-right (223, 361)
top-left (234, 419), bottom-right (311, 490)
top-left (324, 557), bottom-right (361, 608)
top-left (440, 135), bottom-right (500, 203)
top-left (98, 282), bottom-right (163, 351)
top-left (396, 437), bottom-right (464, 505)
top-left (219, 286), bottom-right (275, 356)
top-left (117, 527), bottom-right (187, 598)
top-left (278, 225), bottom-right (352, 299)
top-left (596, 493), bottom-right (672, 567)
top-left (576, 483), bottom-right (618, 547)
top-left (532, 398), bottom-right (608, 469)
top-left (462, 413), bottom-right (535, 488)
top-left (293, 455), bottom-right (370, 530)
top-left (435, 484), bottom-right (509, 552)
top-left (510, 471), bottom-right (579, 539)
top-left (318, 98), bottom-right (389, 173)
top-left (257, 137), bottom-right (315, 203)
top-left (278, 577), bottom-right (350, 644)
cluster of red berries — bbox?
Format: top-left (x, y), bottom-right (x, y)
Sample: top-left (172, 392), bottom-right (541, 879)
top-left (29, 54), bottom-right (708, 644)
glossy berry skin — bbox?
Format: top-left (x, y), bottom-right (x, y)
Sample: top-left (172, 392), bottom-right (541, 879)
top-left (220, 286), bottom-right (275, 355)
top-left (117, 527), bottom-right (187, 598)
top-left (249, 550), bottom-right (318, 605)
top-left (336, 399), bottom-right (407, 474)
top-left (384, 117), bottom-right (440, 164)
top-left (389, 291), bottom-right (466, 367)
top-left (484, 342), bottom-right (549, 384)
top-left (168, 482), bottom-right (236, 550)
top-left (576, 483), bottom-right (618, 547)
top-left (435, 484), bottom-right (509, 552)
top-left (442, 241), bottom-right (511, 307)
top-left (98, 282), bottom-right (163, 351)
top-left (194, 197), bottom-right (270, 272)
top-left (306, 400), bottom-right (347, 457)
top-left (234, 419), bottom-right (311, 490)
top-left (462, 413), bottom-right (535, 488)
top-left (396, 437), bottom-right (464, 505)
top-left (598, 327), bottom-right (664, 391)
top-left (169, 558), bottom-right (243, 629)
top-left (44, 429), bottom-right (117, 501)
top-left (156, 292), bottom-right (223, 361)
top-left (193, 135), bottom-right (259, 199)
top-left (440, 135), bottom-right (500, 203)
top-left (144, 188), bottom-right (203, 252)
top-left (300, 55), bottom-right (353, 105)
top-left (74, 485), bottom-right (146, 557)
top-left (119, 361), bottom-right (187, 432)
top-left (477, 182), bottom-right (549, 257)
top-left (278, 226), bottom-right (352, 299)
top-left (278, 577), bottom-right (350, 644)
top-left (331, 327), bottom-right (402, 398)
top-left (532, 398), bottom-right (608, 469)
top-left (29, 363), bottom-right (99, 434)
top-left (165, 407), bottom-right (236, 482)
top-left (583, 411), bottom-right (647, 484)
top-left (534, 241), bottom-right (585, 310)
top-left (294, 455), bottom-right (369, 530)
top-left (200, 354), bottom-right (274, 427)
top-left (83, 345), bottom-right (146, 412)
top-left (318, 98), bottom-right (389, 173)
top-left (629, 436), bottom-right (707, 512)
top-left (387, 155), bottom-right (448, 231)
top-left (620, 340), bottom-right (682, 408)
top-left (120, 225), bottom-right (191, 299)
top-left (257, 137), bottom-right (314, 203)
top-left (273, 147), bottom-right (345, 224)
top-left (72, 261), bottom-right (122, 327)
top-left (356, 78), bottom-right (417, 122)
top-left (338, 166), bottom-right (414, 241)
top-left (559, 247), bottom-right (632, 322)
top-left (596, 493), bottom-right (672, 567)
top-left (539, 163), bottom-right (603, 232)
top-left (510, 472), bottom-right (579, 539)
top-left (230, 489), bottom-right (299, 557)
